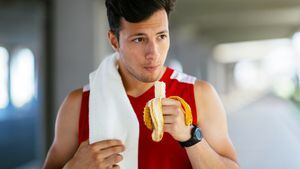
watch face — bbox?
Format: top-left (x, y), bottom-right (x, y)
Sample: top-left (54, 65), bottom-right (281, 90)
top-left (194, 128), bottom-right (202, 140)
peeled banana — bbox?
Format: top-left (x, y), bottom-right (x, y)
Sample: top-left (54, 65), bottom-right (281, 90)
top-left (143, 81), bottom-right (193, 142)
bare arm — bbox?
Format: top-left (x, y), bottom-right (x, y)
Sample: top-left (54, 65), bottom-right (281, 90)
top-left (43, 89), bottom-right (125, 169)
top-left (186, 80), bottom-right (240, 169)
top-left (43, 89), bottom-right (83, 169)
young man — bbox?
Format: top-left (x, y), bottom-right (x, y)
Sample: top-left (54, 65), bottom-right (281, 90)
top-left (43, 0), bottom-right (240, 169)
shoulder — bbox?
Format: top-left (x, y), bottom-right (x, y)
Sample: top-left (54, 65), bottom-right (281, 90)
top-left (194, 80), bottom-right (218, 99)
top-left (194, 80), bottom-right (218, 109)
top-left (63, 88), bottom-right (83, 107)
top-left (57, 87), bottom-right (84, 127)
top-left (193, 80), bottom-right (227, 127)
top-left (44, 88), bottom-right (84, 168)
top-left (58, 88), bottom-right (84, 118)
top-left (55, 88), bottom-right (83, 142)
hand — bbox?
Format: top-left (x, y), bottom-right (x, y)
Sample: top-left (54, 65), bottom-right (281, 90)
top-left (162, 98), bottom-right (192, 142)
top-left (68, 139), bottom-right (125, 169)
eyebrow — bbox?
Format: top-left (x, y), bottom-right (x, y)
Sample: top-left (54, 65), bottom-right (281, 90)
top-left (156, 30), bottom-right (168, 35)
top-left (129, 30), bottom-right (169, 38)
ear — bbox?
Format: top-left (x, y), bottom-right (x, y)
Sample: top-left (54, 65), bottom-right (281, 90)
top-left (108, 31), bottom-right (119, 52)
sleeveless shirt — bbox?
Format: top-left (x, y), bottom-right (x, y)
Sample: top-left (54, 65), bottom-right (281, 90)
top-left (78, 67), bottom-right (198, 169)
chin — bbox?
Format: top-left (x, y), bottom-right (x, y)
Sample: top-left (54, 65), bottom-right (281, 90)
top-left (140, 71), bottom-right (162, 83)
top-left (142, 78), bottom-right (159, 83)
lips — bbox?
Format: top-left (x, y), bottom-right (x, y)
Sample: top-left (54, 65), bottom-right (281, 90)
top-left (144, 65), bottom-right (159, 72)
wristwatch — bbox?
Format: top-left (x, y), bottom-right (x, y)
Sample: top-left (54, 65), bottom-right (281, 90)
top-left (179, 125), bottom-right (203, 147)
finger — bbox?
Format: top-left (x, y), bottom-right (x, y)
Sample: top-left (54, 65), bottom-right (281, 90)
top-left (91, 139), bottom-right (123, 150)
top-left (161, 98), bottom-right (181, 106)
top-left (108, 164), bottom-right (120, 169)
top-left (103, 154), bottom-right (123, 167)
top-left (164, 123), bottom-right (174, 133)
top-left (99, 145), bottom-right (125, 158)
top-left (112, 164), bottom-right (120, 169)
top-left (164, 115), bottom-right (175, 124)
top-left (162, 105), bottom-right (178, 115)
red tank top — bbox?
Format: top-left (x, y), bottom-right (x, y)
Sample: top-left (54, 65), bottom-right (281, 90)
top-left (78, 67), bottom-right (198, 169)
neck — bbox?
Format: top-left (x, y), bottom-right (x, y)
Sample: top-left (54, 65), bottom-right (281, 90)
top-left (118, 62), bottom-right (166, 97)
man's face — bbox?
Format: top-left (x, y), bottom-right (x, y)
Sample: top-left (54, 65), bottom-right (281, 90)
top-left (117, 9), bottom-right (170, 83)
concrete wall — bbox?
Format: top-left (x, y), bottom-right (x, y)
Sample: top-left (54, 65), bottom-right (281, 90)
top-left (0, 1), bottom-right (47, 167)
top-left (52, 0), bottom-right (110, 135)
top-left (168, 27), bottom-right (217, 83)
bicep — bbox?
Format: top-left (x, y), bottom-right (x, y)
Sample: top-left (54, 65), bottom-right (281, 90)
top-left (43, 89), bottom-right (82, 169)
top-left (194, 81), bottom-right (238, 162)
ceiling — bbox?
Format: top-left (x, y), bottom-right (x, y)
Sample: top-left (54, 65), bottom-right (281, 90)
top-left (171, 0), bottom-right (300, 43)
top-left (1, 0), bottom-right (300, 44)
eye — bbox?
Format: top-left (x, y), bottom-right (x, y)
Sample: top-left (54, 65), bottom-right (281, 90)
top-left (158, 34), bottom-right (167, 40)
top-left (133, 37), bottom-right (144, 43)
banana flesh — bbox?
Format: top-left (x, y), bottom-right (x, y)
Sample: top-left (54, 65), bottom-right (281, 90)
top-left (148, 98), bottom-right (164, 142)
top-left (144, 81), bottom-right (165, 142)
top-left (154, 81), bottom-right (166, 98)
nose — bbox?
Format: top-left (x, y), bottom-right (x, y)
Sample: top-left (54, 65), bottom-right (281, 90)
top-left (145, 40), bottom-right (159, 61)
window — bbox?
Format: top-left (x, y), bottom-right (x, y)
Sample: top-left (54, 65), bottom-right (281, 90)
top-left (0, 47), bottom-right (9, 109)
top-left (234, 60), bottom-right (260, 89)
top-left (292, 32), bottom-right (300, 52)
top-left (10, 48), bottom-right (35, 108)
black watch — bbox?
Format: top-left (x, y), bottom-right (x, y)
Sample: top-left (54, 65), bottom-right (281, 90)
top-left (179, 125), bottom-right (203, 147)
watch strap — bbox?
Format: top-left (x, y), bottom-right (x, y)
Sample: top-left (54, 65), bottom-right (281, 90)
top-left (179, 125), bottom-right (202, 147)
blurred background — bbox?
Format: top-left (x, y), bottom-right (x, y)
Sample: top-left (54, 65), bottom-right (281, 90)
top-left (1, 0), bottom-right (300, 168)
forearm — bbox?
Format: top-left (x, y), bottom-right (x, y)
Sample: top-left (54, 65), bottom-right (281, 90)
top-left (43, 158), bottom-right (68, 169)
top-left (185, 138), bottom-right (239, 169)
top-left (43, 147), bottom-right (73, 169)
top-left (62, 160), bottom-right (73, 169)
top-left (43, 158), bottom-right (72, 169)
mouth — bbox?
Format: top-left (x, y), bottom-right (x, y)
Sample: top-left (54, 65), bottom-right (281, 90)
top-left (144, 65), bottom-right (160, 72)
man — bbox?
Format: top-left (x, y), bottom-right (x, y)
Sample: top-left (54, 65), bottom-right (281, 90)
top-left (43, 0), bottom-right (240, 168)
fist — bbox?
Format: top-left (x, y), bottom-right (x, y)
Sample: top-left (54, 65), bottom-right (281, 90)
top-left (162, 98), bottom-right (192, 142)
top-left (69, 139), bottom-right (125, 169)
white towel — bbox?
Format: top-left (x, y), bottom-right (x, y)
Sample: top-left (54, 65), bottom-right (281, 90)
top-left (89, 52), bottom-right (139, 169)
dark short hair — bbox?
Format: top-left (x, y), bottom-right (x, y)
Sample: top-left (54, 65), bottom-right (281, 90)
top-left (105, 0), bottom-right (176, 39)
